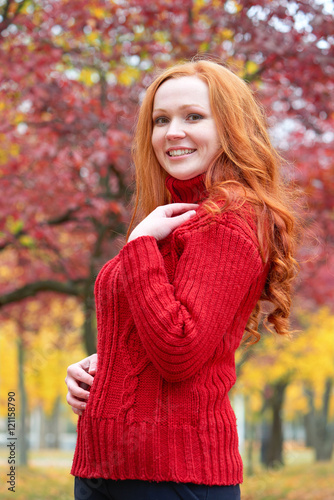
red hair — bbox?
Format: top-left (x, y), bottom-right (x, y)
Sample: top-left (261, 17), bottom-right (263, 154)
top-left (129, 59), bottom-right (299, 343)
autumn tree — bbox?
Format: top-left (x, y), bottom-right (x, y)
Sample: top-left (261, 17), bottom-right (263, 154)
top-left (296, 309), bottom-right (334, 461)
top-left (237, 307), bottom-right (334, 467)
top-left (0, 297), bottom-right (86, 463)
top-left (0, 1), bottom-right (333, 346)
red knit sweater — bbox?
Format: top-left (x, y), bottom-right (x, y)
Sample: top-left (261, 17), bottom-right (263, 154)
top-left (71, 174), bottom-right (268, 485)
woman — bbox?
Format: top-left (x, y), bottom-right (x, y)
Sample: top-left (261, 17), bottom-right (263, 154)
top-left (65, 59), bottom-right (298, 500)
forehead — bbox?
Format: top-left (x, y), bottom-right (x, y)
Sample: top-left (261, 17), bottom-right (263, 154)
top-left (153, 76), bottom-right (211, 109)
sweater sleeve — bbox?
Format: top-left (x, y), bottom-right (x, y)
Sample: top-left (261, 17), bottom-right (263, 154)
top-left (119, 218), bottom-right (264, 382)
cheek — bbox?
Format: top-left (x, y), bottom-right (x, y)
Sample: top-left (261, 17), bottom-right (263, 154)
top-left (151, 130), bottom-right (162, 157)
top-left (207, 129), bottom-right (220, 154)
top-left (197, 124), bottom-right (218, 148)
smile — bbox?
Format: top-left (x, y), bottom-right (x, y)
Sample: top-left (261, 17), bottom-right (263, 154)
top-left (167, 149), bottom-right (196, 157)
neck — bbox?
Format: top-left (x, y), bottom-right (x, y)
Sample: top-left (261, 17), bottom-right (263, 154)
top-left (165, 173), bottom-right (207, 204)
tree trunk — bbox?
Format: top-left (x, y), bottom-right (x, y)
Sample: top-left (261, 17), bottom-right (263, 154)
top-left (260, 419), bottom-right (270, 466)
top-left (246, 421), bottom-right (255, 476)
top-left (48, 396), bottom-right (61, 448)
top-left (304, 380), bottom-right (334, 461)
top-left (315, 378), bottom-right (334, 461)
top-left (261, 380), bottom-right (288, 468)
top-left (83, 284), bottom-right (97, 355)
top-left (304, 387), bottom-right (316, 448)
top-left (18, 337), bottom-right (29, 466)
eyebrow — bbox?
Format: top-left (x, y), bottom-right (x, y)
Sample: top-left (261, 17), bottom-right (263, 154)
top-left (152, 104), bottom-right (206, 114)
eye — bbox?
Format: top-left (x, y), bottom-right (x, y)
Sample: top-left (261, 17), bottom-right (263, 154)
top-left (153, 116), bottom-right (169, 125)
top-left (187, 113), bottom-right (203, 121)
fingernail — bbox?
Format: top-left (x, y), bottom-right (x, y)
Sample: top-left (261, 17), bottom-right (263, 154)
top-left (81, 403), bottom-right (86, 409)
top-left (85, 393), bottom-right (89, 399)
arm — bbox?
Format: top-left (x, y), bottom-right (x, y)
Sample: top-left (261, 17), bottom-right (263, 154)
top-left (119, 216), bottom-right (264, 382)
top-left (64, 207), bottom-right (196, 412)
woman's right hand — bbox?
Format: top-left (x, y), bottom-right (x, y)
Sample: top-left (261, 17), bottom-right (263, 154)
top-left (65, 353), bottom-right (98, 416)
top-left (127, 203), bottom-right (198, 242)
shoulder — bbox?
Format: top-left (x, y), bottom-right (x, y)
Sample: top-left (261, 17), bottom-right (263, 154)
top-left (169, 205), bottom-right (266, 282)
top-left (177, 202), bottom-right (259, 247)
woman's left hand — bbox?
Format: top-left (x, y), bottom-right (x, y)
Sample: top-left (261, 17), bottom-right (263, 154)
top-left (65, 354), bottom-right (98, 416)
top-left (128, 203), bottom-right (198, 242)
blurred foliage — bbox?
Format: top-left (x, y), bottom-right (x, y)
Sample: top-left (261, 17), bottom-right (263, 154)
top-left (0, 297), bottom-right (86, 420)
top-left (237, 307), bottom-right (334, 420)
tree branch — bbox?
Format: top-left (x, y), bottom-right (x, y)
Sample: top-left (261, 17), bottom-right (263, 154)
top-left (46, 207), bottom-right (80, 225)
top-left (0, 0), bottom-right (28, 35)
top-left (0, 279), bottom-right (85, 307)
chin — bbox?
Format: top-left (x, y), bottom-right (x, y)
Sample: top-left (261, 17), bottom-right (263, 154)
top-left (167, 168), bottom-right (207, 181)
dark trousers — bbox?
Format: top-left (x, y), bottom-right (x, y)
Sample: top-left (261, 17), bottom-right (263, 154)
top-left (74, 477), bottom-right (241, 500)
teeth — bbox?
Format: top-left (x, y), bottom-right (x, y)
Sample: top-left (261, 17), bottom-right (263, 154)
top-left (168, 149), bottom-right (195, 157)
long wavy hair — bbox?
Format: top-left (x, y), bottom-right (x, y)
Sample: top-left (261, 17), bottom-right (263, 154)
top-left (128, 59), bottom-right (299, 343)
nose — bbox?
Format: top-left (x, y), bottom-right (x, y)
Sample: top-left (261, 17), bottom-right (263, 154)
top-left (165, 119), bottom-right (186, 140)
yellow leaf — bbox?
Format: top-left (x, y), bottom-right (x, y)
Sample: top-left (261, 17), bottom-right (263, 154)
top-left (118, 67), bottom-right (140, 86)
top-left (199, 42), bottom-right (210, 52)
top-left (245, 60), bottom-right (259, 75)
top-left (86, 31), bottom-right (100, 46)
top-left (233, 1), bottom-right (243, 13)
top-left (192, 0), bottom-right (206, 14)
top-left (13, 113), bottom-right (25, 125)
top-left (89, 7), bottom-right (105, 19)
top-left (220, 28), bottom-right (234, 39)
top-left (0, 151), bottom-right (8, 165)
top-left (6, 216), bottom-right (23, 235)
top-left (9, 143), bottom-right (20, 157)
top-left (19, 235), bottom-right (35, 248)
top-left (79, 68), bottom-right (99, 86)
top-left (153, 31), bottom-right (169, 44)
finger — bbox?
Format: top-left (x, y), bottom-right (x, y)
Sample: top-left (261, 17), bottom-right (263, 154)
top-left (88, 354), bottom-right (98, 375)
top-left (76, 353), bottom-right (97, 373)
top-left (67, 364), bottom-right (95, 387)
top-left (162, 203), bottom-right (199, 217)
top-left (72, 408), bottom-right (83, 416)
top-left (66, 380), bottom-right (90, 400)
top-left (77, 356), bottom-right (92, 372)
top-left (166, 210), bottom-right (197, 230)
top-left (88, 366), bottom-right (96, 376)
top-left (66, 391), bottom-right (88, 410)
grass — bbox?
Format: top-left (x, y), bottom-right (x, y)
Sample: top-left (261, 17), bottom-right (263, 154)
top-left (0, 449), bottom-right (73, 500)
top-left (0, 447), bottom-right (333, 499)
top-left (241, 461), bottom-right (334, 500)
top-left (1, 465), bottom-right (73, 500)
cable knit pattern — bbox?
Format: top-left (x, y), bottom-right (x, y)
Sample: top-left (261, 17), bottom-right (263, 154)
top-left (71, 173), bottom-right (269, 485)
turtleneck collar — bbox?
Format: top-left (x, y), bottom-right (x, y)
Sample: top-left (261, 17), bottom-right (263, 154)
top-left (165, 173), bottom-right (208, 204)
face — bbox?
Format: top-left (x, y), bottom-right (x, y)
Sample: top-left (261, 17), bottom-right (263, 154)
top-left (151, 76), bottom-right (220, 181)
